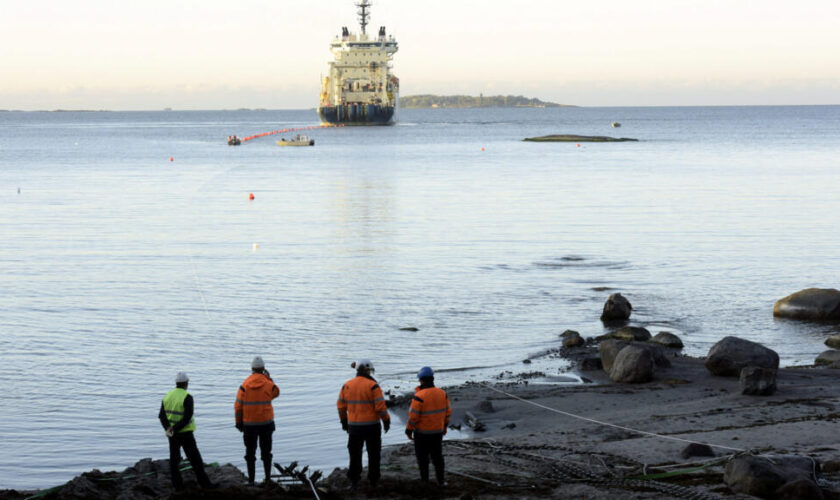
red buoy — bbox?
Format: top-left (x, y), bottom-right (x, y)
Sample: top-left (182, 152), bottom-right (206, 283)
top-left (169, 157), bottom-right (174, 162)
top-left (249, 193), bottom-right (255, 201)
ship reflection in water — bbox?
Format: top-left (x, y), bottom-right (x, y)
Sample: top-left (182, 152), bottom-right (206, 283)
top-left (318, 0), bottom-right (399, 126)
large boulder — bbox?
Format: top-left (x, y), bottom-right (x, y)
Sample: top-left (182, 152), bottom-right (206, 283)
top-left (724, 455), bottom-right (818, 499)
top-left (600, 339), bottom-right (671, 373)
top-left (609, 345), bottom-right (654, 383)
top-left (815, 350), bottom-right (840, 366)
top-left (600, 293), bottom-right (632, 322)
top-left (775, 479), bottom-right (824, 500)
top-left (826, 334), bottom-right (840, 349)
top-left (773, 288), bottom-right (840, 321)
top-left (610, 326), bottom-right (651, 342)
top-left (599, 339), bottom-right (622, 373)
top-left (650, 331), bottom-right (684, 349)
top-left (705, 336), bottom-right (779, 377)
top-left (740, 366), bottom-right (777, 395)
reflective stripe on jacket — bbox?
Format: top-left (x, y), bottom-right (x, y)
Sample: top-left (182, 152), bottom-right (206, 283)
top-left (163, 388), bottom-right (196, 433)
top-left (235, 373), bottom-right (280, 427)
top-left (337, 375), bottom-right (390, 427)
top-left (406, 386), bottom-right (451, 434)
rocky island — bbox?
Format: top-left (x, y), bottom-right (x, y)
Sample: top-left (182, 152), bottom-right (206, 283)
top-left (524, 134), bottom-right (639, 142)
top-left (400, 94), bottom-right (571, 109)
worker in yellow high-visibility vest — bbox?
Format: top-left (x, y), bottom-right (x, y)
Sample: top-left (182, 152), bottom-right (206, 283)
top-left (159, 371), bottom-right (214, 491)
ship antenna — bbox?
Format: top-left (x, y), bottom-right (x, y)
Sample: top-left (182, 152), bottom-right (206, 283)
top-left (355, 0), bottom-right (371, 34)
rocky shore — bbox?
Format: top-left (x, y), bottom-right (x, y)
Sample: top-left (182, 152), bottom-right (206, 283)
top-left (6, 290), bottom-right (840, 499)
top-left (7, 342), bottom-right (840, 499)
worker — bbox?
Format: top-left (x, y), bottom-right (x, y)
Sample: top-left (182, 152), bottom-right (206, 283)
top-left (405, 366), bottom-right (451, 485)
top-left (234, 356), bottom-right (280, 485)
top-left (337, 359), bottom-right (390, 489)
top-left (159, 372), bottom-right (214, 491)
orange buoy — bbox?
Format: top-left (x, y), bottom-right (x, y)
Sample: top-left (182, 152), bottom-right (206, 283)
top-left (576, 144), bottom-right (580, 148)
top-left (169, 157), bottom-right (174, 161)
top-left (481, 147), bottom-right (485, 152)
top-left (249, 193), bottom-right (255, 201)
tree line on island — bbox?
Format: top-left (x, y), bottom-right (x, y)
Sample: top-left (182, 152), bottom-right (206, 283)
top-left (400, 94), bottom-right (572, 109)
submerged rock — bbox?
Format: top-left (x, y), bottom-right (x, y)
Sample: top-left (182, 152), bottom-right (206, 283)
top-left (773, 288), bottom-right (840, 321)
top-left (650, 331), bottom-right (684, 349)
top-left (600, 293), bottom-right (632, 322)
top-left (740, 366), bottom-right (777, 395)
top-left (705, 336), bottom-right (779, 377)
top-left (523, 134), bottom-right (639, 142)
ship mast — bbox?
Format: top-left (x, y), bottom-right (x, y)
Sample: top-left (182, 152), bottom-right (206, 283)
top-left (355, 0), bottom-right (371, 34)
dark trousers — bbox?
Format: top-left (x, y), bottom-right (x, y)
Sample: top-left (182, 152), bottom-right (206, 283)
top-left (243, 423), bottom-right (274, 482)
top-left (414, 433), bottom-right (444, 483)
top-left (168, 431), bottom-right (212, 490)
top-left (347, 423), bottom-right (381, 484)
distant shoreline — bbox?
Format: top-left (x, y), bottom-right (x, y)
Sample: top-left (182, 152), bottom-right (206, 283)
top-left (2, 104), bottom-right (837, 113)
top-left (400, 94), bottom-right (573, 109)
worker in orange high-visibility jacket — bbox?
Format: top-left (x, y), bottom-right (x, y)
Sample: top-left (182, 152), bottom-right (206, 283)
top-left (405, 366), bottom-right (452, 485)
top-left (337, 359), bottom-right (390, 489)
top-left (235, 356), bottom-right (280, 485)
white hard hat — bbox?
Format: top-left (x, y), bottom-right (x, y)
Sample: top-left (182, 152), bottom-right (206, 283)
top-left (251, 356), bottom-right (265, 370)
top-left (175, 371), bottom-right (189, 383)
top-left (356, 359), bottom-right (375, 373)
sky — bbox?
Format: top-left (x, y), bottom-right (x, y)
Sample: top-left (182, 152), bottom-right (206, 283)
top-left (1, 0), bottom-right (838, 110)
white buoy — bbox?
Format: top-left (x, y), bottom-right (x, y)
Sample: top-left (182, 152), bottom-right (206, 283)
top-left (252, 243), bottom-right (259, 252)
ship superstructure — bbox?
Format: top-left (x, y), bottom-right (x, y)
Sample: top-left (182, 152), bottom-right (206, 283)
top-left (318, 0), bottom-right (399, 125)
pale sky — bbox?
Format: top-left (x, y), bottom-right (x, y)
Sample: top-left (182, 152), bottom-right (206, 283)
top-left (1, 0), bottom-right (838, 110)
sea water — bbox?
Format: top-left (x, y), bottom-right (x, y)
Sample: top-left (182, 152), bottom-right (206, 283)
top-left (1, 106), bottom-right (839, 489)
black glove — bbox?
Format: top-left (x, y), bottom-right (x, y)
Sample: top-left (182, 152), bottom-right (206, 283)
top-left (341, 420), bottom-right (348, 432)
top-left (405, 429), bottom-right (413, 440)
top-left (383, 420), bottom-right (390, 433)
top-left (235, 423), bottom-right (243, 432)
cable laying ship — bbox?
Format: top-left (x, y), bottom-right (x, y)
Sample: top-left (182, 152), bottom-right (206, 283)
top-left (318, 0), bottom-right (399, 126)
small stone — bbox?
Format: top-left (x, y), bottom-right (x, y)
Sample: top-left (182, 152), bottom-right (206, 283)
top-left (680, 443), bottom-right (715, 459)
top-left (475, 400), bottom-right (495, 413)
top-left (740, 366), bottom-right (777, 395)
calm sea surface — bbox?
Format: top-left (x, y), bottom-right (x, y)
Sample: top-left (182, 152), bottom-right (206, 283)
top-left (1, 106), bottom-right (839, 488)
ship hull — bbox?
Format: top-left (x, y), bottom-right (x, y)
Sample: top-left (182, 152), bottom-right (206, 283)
top-left (318, 104), bottom-right (396, 126)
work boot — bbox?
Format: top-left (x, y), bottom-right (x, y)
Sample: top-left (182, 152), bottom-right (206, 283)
top-left (246, 459), bottom-right (256, 485)
top-left (263, 459), bottom-right (272, 483)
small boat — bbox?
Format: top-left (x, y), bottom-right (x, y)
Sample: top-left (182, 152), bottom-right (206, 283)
top-left (611, 122), bottom-right (621, 128)
top-left (276, 134), bottom-right (315, 147)
top-left (227, 137), bottom-right (241, 146)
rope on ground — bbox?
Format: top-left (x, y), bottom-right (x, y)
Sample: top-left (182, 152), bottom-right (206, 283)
top-left (479, 382), bottom-right (746, 453)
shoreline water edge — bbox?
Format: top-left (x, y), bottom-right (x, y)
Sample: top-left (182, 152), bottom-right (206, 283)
top-left (6, 296), bottom-right (840, 499)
